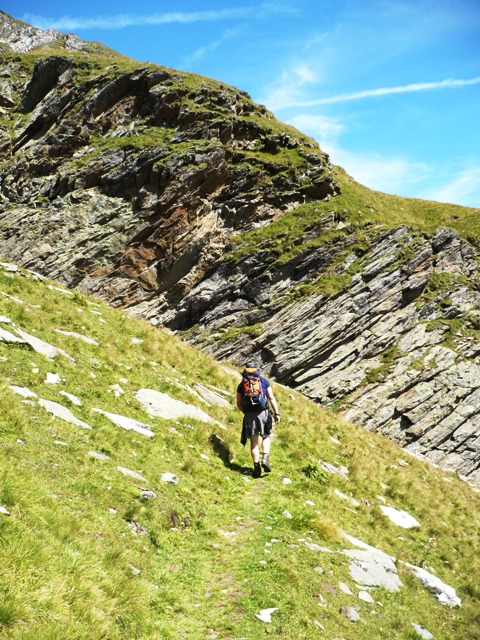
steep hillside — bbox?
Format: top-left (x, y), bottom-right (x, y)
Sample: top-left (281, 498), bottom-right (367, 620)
top-left (0, 12), bottom-right (479, 483)
top-left (1, 259), bottom-right (480, 640)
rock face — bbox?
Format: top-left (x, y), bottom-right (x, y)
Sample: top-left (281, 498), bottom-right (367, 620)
top-left (0, 43), bottom-right (336, 314)
top-left (0, 13), bottom-right (479, 481)
top-left (151, 224), bottom-right (480, 482)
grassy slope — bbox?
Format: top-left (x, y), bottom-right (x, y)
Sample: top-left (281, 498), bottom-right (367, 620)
top-left (228, 165), bottom-right (480, 266)
top-left (0, 263), bottom-right (479, 639)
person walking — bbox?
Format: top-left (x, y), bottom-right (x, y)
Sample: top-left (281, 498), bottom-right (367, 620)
top-left (236, 362), bottom-right (280, 478)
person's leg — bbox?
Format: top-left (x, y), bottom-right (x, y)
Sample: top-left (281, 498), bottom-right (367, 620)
top-left (261, 436), bottom-right (270, 455)
top-left (250, 434), bottom-right (260, 463)
top-left (250, 434), bottom-right (262, 477)
top-left (261, 435), bottom-right (271, 472)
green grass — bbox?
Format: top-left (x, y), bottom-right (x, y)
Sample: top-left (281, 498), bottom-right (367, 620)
top-left (0, 263), bottom-right (480, 639)
top-left (226, 165), bottom-right (480, 267)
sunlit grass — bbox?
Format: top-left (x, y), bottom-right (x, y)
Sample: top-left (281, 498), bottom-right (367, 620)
top-left (0, 264), bottom-right (479, 638)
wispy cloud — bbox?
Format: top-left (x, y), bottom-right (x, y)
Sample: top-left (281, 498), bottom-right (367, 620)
top-left (24, 4), bottom-right (296, 32)
top-left (421, 166), bottom-right (480, 207)
top-left (270, 77), bottom-right (480, 110)
top-left (182, 29), bottom-right (240, 68)
top-left (287, 114), bottom-right (344, 143)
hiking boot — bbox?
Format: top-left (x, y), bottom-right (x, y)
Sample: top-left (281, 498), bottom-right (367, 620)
top-left (253, 462), bottom-right (262, 478)
top-left (261, 454), bottom-right (271, 473)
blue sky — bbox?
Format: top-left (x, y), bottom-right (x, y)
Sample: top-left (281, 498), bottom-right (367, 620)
top-left (5, 1), bottom-right (480, 207)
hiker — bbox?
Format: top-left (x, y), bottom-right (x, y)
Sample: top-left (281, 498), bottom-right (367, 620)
top-left (236, 362), bottom-right (280, 478)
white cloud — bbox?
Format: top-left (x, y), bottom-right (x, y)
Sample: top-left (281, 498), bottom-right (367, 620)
top-left (323, 142), bottom-right (430, 193)
top-left (287, 114), bottom-right (344, 143)
top-left (274, 77), bottom-right (480, 109)
top-left (421, 166), bottom-right (480, 207)
top-left (24, 4), bottom-right (296, 31)
top-left (260, 62), bottom-right (321, 110)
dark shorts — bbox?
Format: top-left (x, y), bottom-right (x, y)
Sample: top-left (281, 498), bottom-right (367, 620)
top-left (243, 409), bottom-right (272, 439)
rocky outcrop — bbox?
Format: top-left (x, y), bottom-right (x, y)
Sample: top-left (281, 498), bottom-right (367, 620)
top-left (0, 51), bottom-right (336, 310)
top-left (141, 224), bottom-right (480, 482)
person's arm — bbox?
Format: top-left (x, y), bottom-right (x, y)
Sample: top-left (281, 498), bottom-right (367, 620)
top-left (267, 387), bottom-right (280, 423)
top-left (236, 392), bottom-right (244, 413)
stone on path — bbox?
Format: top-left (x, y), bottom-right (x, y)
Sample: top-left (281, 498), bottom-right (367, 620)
top-left (380, 505), bottom-right (420, 528)
top-left (255, 608), bottom-right (278, 623)
top-left (411, 623), bottom-right (434, 639)
top-left (406, 563), bottom-right (461, 607)
top-left (39, 398), bottom-right (91, 429)
top-left (134, 388), bottom-right (219, 425)
top-left (117, 467), bottom-right (147, 482)
top-left (92, 408), bottom-right (153, 438)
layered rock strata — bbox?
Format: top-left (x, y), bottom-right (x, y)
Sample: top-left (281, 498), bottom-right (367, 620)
top-left (145, 225), bottom-right (480, 482)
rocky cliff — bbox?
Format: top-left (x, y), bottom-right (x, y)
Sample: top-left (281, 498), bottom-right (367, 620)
top-left (0, 13), bottom-right (479, 481)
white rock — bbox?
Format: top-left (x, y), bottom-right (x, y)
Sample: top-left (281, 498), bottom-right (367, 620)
top-left (14, 328), bottom-right (74, 362)
top-left (340, 605), bottom-right (360, 621)
top-left (45, 372), bottom-right (62, 384)
top-left (411, 623), bottom-right (434, 639)
top-left (282, 478), bottom-right (292, 485)
top-left (55, 329), bottom-right (99, 345)
top-left (0, 262), bottom-right (18, 272)
top-left (9, 385), bottom-right (38, 399)
top-left (406, 563), bottom-right (461, 607)
top-left (380, 505), bottom-right (420, 529)
top-left (338, 582), bottom-right (353, 595)
top-left (0, 506), bottom-right (10, 515)
top-left (282, 510), bottom-right (293, 519)
top-left (343, 534), bottom-right (402, 592)
top-left (89, 451), bottom-right (110, 461)
top-left (140, 490), bottom-right (157, 501)
top-left (255, 608), bottom-right (278, 623)
top-left (134, 388), bottom-right (218, 424)
top-left (117, 467), bottom-right (147, 482)
top-left (92, 408), bottom-right (153, 438)
top-left (304, 500), bottom-right (315, 506)
top-left (39, 398), bottom-right (91, 429)
top-left (0, 316), bottom-right (12, 323)
top-left (108, 384), bottom-right (125, 397)
top-left (358, 590), bottom-right (375, 603)
top-left (161, 472), bottom-right (179, 484)
top-left (131, 337), bottom-right (143, 344)
top-left (0, 327), bottom-right (26, 343)
top-left (59, 391), bottom-right (82, 406)
top-left (192, 382), bottom-right (231, 407)
top-left (334, 489), bottom-right (360, 507)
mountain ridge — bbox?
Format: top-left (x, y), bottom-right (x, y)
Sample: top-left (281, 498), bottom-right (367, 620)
top-left (0, 11), bottom-right (479, 482)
